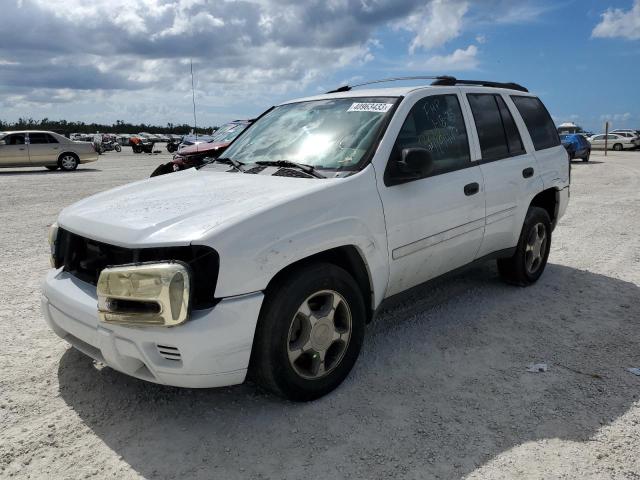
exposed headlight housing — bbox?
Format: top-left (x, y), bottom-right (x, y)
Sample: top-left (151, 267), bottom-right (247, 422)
top-left (48, 222), bottom-right (59, 267)
top-left (97, 262), bottom-right (191, 327)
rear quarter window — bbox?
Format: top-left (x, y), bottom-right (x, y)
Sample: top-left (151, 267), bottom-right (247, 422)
top-left (511, 96), bottom-right (560, 151)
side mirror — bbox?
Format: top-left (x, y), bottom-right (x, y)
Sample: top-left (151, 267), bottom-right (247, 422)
top-left (388, 147), bottom-right (433, 185)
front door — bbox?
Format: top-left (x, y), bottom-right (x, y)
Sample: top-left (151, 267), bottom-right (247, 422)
top-left (374, 92), bottom-right (486, 296)
top-left (0, 133), bottom-right (29, 166)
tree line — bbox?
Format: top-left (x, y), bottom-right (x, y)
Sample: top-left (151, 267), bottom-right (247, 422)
top-left (0, 118), bottom-right (217, 136)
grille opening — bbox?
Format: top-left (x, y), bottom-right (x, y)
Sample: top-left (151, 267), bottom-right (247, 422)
top-left (54, 229), bottom-right (219, 309)
top-left (157, 344), bottom-right (182, 361)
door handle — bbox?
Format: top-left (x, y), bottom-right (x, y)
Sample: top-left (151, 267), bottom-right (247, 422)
top-left (522, 167), bottom-right (534, 178)
top-left (464, 182), bottom-right (480, 196)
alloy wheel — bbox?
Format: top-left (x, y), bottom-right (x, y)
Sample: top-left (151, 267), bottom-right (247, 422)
top-left (524, 222), bottom-right (547, 274)
top-left (287, 289), bottom-right (352, 380)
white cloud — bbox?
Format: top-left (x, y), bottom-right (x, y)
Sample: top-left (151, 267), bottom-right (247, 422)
top-left (0, 0), bottom-right (554, 125)
top-left (600, 113), bottom-right (632, 122)
top-left (592, 0), bottom-right (640, 40)
top-left (421, 45), bottom-right (479, 71)
top-left (399, 0), bottom-right (469, 53)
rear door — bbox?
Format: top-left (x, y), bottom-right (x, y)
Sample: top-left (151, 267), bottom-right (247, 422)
top-left (375, 91), bottom-right (486, 296)
top-left (510, 95), bottom-right (567, 189)
top-left (0, 133), bottom-right (29, 166)
top-left (27, 132), bottom-right (59, 165)
top-left (464, 92), bottom-right (544, 256)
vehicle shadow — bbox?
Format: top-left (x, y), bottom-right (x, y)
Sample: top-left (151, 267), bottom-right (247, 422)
top-left (0, 168), bottom-right (101, 175)
top-left (57, 263), bottom-right (640, 479)
top-left (571, 160), bottom-right (604, 165)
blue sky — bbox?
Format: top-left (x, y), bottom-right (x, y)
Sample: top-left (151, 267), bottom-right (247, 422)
top-left (1, 0), bottom-right (639, 132)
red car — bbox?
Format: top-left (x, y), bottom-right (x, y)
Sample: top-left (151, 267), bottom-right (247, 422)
top-left (150, 120), bottom-right (251, 177)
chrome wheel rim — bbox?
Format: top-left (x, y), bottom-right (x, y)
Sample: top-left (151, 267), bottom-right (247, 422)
top-left (61, 155), bottom-right (76, 169)
top-left (524, 222), bottom-right (547, 274)
top-left (287, 289), bottom-right (352, 380)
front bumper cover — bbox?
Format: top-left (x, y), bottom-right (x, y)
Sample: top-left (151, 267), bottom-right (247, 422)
top-left (42, 269), bottom-right (263, 388)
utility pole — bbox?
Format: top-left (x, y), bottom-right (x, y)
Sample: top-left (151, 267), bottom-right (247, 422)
top-left (604, 121), bottom-right (609, 157)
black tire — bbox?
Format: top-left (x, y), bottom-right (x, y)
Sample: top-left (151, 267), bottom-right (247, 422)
top-left (58, 153), bottom-right (79, 171)
top-left (582, 152), bottom-right (590, 162)
top-left (613, 143), bottom-right (623, 151)
top-left (249, 263), bottom-right (366, 401)
top-left (132, 145), bottom-right (142, 154)
top-left (497, 206), bottom-right (552, 286)
top-left (45, 165), bottom-right (58, 171)
top-left (115, 144), bottom-right (122, 152)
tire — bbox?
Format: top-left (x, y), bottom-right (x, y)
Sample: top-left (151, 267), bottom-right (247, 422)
top-left (497, 206), bottom-right (552, 286)
top-left (613, 143), bottom-right (623, 151)
top-left (582, 152), bottom-right (590, 162)
top-left (58, 153), bottom-right (79, 171)
top-left (45, 165), bottom-right (58, 171)
top-left (132, 145), bottom-right (141, 154)
top-left (115, 144), bottom-right (122, 152)
top-left (249, 263), bottom-right (366, 401)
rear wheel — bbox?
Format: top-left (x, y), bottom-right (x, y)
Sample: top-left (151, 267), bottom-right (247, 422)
top-left (250, 263), bottom-right (365, 401)
top-left (497, 207), bottom-right (552, 286)
top-left (58, 153), bottom-right (79, 171)
top-left (582, 152), bottom-right (590, 162)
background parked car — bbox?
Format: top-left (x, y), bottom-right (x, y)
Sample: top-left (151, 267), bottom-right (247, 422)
top-left (0, 130), bottom-right (97, 170)
top-left (151, 120), bottom-right (251, 176)
top-left (610, 131), bottom-right (640, 149)
top-left (560, 133), bottom-right (591, 161)
top-left (587, 133), bottom-right (636, 151)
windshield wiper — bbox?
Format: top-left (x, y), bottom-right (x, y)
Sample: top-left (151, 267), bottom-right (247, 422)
top-left (200, 156), bottom-right (245, 172)
top-left (255, 160), bottom-right (325, 178)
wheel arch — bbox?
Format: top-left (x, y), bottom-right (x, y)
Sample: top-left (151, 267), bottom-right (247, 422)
top-left (263, 245), bottom-right (375, 323)
top-left (529, 187), bottom-right (559, 229)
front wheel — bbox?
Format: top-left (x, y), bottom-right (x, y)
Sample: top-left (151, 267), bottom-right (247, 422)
top-left (582, 152), bottom-right (590, 162)
top-left (497, 207), bottom-right (552, 286)
top-left (58, 154), bottom-right (79, 171)
top-left (613, 143), bottom-right (623, 151)
top-left (115, 144), bottom-right (122, 152)
top-left (250, 263), bottom-right (365, 401)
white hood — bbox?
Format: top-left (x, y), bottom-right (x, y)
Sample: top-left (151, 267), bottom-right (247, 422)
top-left (58, 168), bottom-right (326, 247)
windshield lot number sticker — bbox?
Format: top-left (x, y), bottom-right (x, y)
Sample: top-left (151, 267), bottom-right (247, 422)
top-left (347, 103), bottom-right (393, 113)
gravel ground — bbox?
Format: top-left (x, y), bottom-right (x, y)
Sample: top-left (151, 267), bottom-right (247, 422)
top-left (1, 148), bottom-right (639, 479)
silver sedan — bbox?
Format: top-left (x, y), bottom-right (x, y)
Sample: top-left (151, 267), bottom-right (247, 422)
top-left (0, 130), bottom-right (98, 171)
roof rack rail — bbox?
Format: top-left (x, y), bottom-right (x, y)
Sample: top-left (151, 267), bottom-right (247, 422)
top-left (325, 76), bottom-right (456, 94)
top-left (430, 77), bottom-right (528, 92)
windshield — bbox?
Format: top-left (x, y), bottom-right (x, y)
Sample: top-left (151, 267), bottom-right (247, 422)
top-left (210, 122), bottom-right (248, 143)
top-left (221, 97), bottom-right (397, 170)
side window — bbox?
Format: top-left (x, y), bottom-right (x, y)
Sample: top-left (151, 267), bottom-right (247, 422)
top-left (592, 135), bottom-right (603, 141)
top-left (45, 134), bottom-right (59, 143)
top-left (7, 134), bottom-right (26, 145)
top-left (495, 96), bottom-right (525, 155)
top-left (467, 94), bottom-right (508, 161)
top-left (511, 96), bottom-right (560, 151)
top-left (390, 94), bottom-right (470, 178)
top-left (29, 133), bottom-right (49, 144)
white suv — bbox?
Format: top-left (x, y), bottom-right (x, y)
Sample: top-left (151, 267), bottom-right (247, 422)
top-left (42, 77), bottom-right (569, 401)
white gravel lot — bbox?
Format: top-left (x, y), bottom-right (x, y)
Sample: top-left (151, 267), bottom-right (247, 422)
top-left (1, 148), bottom-right (639, 479)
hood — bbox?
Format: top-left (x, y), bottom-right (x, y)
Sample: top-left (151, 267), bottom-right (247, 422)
top-left (178, 141), bottom-right (229, 156)
top-left (58, 168), bottom-right (326, 247)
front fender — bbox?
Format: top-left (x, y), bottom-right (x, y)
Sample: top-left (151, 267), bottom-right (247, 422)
top-left (202, 167), bottom-right (389, 308)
